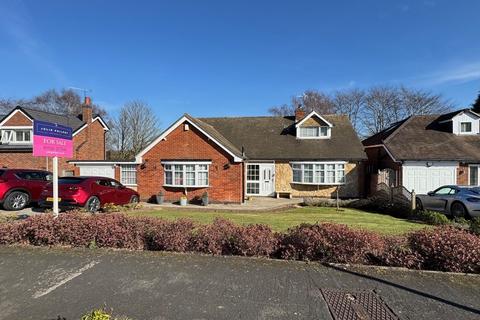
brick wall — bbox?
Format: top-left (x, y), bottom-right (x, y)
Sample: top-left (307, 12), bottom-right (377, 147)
top-left (136, 121), bottom-right (243, 203)
top-left (0, 111), bottom-right (105, 173)
top-left (73, 120), bottom-right (106, 160)
top-left (3, 111), bottom-right (32, 126)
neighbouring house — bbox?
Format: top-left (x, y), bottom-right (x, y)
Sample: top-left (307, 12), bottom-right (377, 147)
top-left (125, 108), bottom-right (366, 203)
top-left (363, 108), bottom-right (480, 195)
top-left (0, 97), bottom-right (109, 175)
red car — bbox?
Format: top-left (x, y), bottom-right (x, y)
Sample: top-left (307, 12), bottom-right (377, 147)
top-left (0, 169), bottom-right (53, 210)
top-left (40, 176), bottom-right (140, 212)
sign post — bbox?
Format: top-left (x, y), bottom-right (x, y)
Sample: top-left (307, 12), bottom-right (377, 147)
top-left (33, 120), bottom-right (73, 218)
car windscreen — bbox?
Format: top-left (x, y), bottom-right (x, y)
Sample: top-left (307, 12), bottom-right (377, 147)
top-left (0, 170), bottom-right (5, 177)
top-left (58, 177), bottom-right (86, 184)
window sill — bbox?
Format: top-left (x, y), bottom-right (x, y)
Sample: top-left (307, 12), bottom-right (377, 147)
top-left (292, 182), bottom-right (345, 186)
top-left (164, 184), bottom-right (210, 188)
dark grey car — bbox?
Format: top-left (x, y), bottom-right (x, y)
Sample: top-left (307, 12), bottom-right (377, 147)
top-left (416, 185), bottom-right (480, 218)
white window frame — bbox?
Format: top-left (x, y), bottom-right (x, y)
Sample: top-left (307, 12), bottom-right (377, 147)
top-left (290, 161), bottom-right (346, 185)
top-left (0, 127), bottom-right (33, 145)
top-left (120, 164), bottom-right (137, 186)
top-left (162, 161), bottom-right (211, 188)
top-left (469, 164), bottom-right (480, 186)
top-left (297, 126), bottom-right (330, 139)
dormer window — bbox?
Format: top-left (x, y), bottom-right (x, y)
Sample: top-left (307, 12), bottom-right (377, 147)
top-left (460, 122), bottom-right (472, 133)
top-left (298, 126), bottom-right (329, 138)
top-left (295, 110), bottom-right (333, 139)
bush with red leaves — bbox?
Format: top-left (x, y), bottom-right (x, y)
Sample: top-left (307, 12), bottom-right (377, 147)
top-left (0, 220), bottom-right (22, 245)
top-left (408, 226), bottom-right (480, 273)
top-left (277, 223), bottom-right (384, 264)
top-left (190, 218), bottom-right (278, 257)
top-left (144, 218), bottom-right (196, 252)
top-left (372, 236), bottom-right (424, 269)
top-left (1, 213), bottom-right (480, 273)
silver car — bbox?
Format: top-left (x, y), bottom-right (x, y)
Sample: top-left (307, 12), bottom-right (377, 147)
top-left (416, 185), bottom-right (480, 218)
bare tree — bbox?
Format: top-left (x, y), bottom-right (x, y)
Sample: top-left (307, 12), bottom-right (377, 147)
top-left (268, 85), bottom-right (453, 137)
top-left (268, 90), bottom-right (335, 116)
top-left (0, 88), bottom-right (108, 119)
top-left (361, 86), bottom-right (403, 135)
top-left (109, 101), bottom-right (160, 160)
top-left (332, 88), bottom-right (365, 133)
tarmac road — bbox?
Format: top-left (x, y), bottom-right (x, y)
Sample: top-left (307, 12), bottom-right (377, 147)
top-left (0, 246), bottom-right (479, 320)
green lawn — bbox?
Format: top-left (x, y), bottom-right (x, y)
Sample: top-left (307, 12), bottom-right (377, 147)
top-left (128, 207), bottom-right (428, 235)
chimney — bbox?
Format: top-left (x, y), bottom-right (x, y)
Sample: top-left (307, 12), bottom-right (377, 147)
top-left (82, 96), bottom-right (93, 123)
top-left (295, 105), bottom-right (305, 122)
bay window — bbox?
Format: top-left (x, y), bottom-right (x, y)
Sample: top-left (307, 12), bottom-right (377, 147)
top-left (163, 162), bottom-right (210, 187)
top-left (291, 162), bottom-right (346, 185)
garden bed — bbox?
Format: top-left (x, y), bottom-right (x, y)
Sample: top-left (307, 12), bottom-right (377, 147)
top-left (0, 212), bottom-right (479, 274)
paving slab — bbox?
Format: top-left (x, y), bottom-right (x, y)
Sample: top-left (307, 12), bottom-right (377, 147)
top-left (0, 247), bottom-right (478, 320)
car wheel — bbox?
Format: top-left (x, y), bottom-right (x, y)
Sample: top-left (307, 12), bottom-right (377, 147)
top-left (3, 191), bottom-right (30, 211)
top-left (451, 202), bottom-right (469, 218)
top-left (130, 195), bottom-right (139, 204)
top-left (84, 196), bottom-right (101, 213)
top-left (416, 198), bottom-right (423, 211)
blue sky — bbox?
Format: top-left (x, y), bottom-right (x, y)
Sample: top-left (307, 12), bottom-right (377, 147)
top-left (0, 0), bottom-right (479, 127)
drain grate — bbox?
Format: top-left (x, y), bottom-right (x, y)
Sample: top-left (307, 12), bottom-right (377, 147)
top-left (321, 289), bottom-right (399, 320)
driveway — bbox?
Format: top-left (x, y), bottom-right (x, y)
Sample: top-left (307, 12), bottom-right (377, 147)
top-left (0, 247), bottom-right (479, 320)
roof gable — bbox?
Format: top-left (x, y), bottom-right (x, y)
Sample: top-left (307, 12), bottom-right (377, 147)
top-left (0, 108), bottom-right (33, 126)
top-left (295, 111), bottom-right (333, 128)
top-left (0, 106), bottom-right (109, 134)
top-left (135, 114), bottom-right (243, 163)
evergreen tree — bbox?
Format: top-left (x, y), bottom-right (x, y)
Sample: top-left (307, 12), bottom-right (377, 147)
top-left (473, 92), bottom-right (480, 113)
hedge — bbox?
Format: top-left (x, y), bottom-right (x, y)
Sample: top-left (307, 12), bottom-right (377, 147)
top-left (0, 212), bottom-right (479, 273)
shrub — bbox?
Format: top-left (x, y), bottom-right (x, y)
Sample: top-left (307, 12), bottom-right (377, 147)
top-left (408, 226), bottom-right (480, 273)
top-left (0, 220), bottom-right (22, 245)
top-left (82, 309), bottom-right (111, 320)
top-left (302, 197), bottom-right (355, 208)
top-left (348, 196), bottom-right (412, 218)
top-left (1, 212), bottom-right (480, 273)
top-left (231, 224), bottom-right (278, 257)
top-left (19, 214), bottom-right (59, 246)
top-left (144, 218), bottom-right (196, 252)
top-left (470, 217), bottom-right (480, 236)
top-left (92, 214), bottom-right (145, 249)
top-left (190, 218), bottom-right (239, 255)
top-left (276, 223), bottom-right (384, 264)
top-left (372, 236), bottom-right (423, 269)
top-left (414, 210), bottom-right (450, 226)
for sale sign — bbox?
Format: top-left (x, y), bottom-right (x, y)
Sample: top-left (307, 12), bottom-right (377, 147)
top-left (33, 120), bottom-right (73, 158)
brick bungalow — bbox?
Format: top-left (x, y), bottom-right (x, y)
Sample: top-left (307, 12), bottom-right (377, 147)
top-left (0, 97), bottom-right (109, 175)
top-left (363, 108), bottom-right (480, 195)
top-left (130, 108), bottom-right (366, 203)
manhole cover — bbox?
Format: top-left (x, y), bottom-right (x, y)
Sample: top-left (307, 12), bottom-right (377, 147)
top-left (321, 289), bottom-right (399, 320)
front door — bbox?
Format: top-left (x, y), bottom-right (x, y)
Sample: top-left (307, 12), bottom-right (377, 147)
top-left (246, 163), bottom-right (275, 197)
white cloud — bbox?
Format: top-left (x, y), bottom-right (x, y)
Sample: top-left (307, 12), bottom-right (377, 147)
top-left (422, 62), bottom-right (480, 86)
top-left (0, 1), bottom-right (67, 84)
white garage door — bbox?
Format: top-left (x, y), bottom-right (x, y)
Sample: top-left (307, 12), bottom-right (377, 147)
top-left (79, 165), bottom-right (115, 179)
top-left (402, 161), bottom-right (457, 195)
